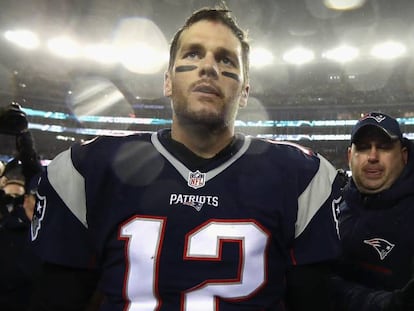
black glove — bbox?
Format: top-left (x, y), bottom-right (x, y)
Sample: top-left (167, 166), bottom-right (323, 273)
top-left (16, 130), bottom-right (36, 156)
top-left (385, 279), bottom-right (414, 311)
top-left (15, 131), bottom-right (42, 190)
top-left (0, 102), bottom-right (28, 135)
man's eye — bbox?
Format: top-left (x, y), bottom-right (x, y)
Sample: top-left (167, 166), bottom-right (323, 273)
top-left (221, 57), bottom-right (235, 66)
top-left (377, 143), bottom-right (393, 150)
top-left (355, 144), bottom-right (370, 151)
top-left (184, 51), bottom-right (199, 59)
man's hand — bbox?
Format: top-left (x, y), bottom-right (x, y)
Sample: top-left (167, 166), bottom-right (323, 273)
top-left (385, 278), bottom-right (414, 311)
top-left (0, 102), bottom-right (28, 135)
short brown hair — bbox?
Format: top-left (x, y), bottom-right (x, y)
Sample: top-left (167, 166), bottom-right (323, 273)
top-left (168, 6), bottom-right (250, 84)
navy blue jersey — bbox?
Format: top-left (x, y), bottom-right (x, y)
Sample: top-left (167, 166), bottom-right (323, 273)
top-left (31, 130), bottom-right (342, 310)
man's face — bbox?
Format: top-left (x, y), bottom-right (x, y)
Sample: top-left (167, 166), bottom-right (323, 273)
top-left (164, 20), bottom-right (249, 130)
top-left (3, 182), bottom-right (25, 197)
top-left (348, 126), bottom-right (408, 194)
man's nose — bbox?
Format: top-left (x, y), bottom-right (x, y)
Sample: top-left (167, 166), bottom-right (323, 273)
top-left (367, 146), bottom-right (379, 161)
top-left (199, 53), bottom-right (219, 78)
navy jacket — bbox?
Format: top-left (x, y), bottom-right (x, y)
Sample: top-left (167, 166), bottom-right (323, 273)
top-left (332, 138), bottom-right (414, 310)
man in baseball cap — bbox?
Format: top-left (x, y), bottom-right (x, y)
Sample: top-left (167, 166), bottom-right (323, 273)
top-left (331, 111), bottom-right (414, 311)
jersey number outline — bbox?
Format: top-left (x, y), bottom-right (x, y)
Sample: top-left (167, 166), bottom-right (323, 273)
top-left (120, 216), bottom-right (269, 311)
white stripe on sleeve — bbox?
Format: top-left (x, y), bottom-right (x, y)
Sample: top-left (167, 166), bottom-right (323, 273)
top-left (47, 149), bottom-right (88, 228)
top-left (295, 154), bottom-right (337, 238)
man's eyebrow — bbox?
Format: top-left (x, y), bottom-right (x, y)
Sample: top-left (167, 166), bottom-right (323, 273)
top-left (216, 47), bottom-right (239, 61)
top-left (180, 43), bottom-right (203, 53)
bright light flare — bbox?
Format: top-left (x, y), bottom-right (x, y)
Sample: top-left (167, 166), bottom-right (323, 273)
top-left (120, 43), bottom-right (167, 74)
top-left (47, 36), bottom-right (81, 58)
top-left (4, 30), bottom-right (40, 50)
top-left (283, 47), bottom-right (315, 65)
top-left (323, 45), bottom-right (359, 63)
top-left (250, 47), bottom-right (274, 68)
top-left (370, 41), bottom-right (407, 60)
top-left (324, 0), bottom-right (365, 10)
top-left (113, 17), bottom-right (168, 74)
top-left (83, 43), bottom-right (119, 64)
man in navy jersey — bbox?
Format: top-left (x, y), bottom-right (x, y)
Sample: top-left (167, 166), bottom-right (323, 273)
top-left (30, 5), bottom-right (345, 311)
top-left (331, 112), bottom-right (414, 310)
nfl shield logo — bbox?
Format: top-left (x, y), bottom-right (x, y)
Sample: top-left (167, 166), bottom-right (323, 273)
top-left (188, 170), bottom-right (206, 189)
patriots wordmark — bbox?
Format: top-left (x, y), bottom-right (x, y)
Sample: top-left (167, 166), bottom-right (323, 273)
top-left (169, 193), bottom-right (219, 211)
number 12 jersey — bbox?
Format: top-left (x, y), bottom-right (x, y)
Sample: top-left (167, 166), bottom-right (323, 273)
top-left (31, 129), bottom-right (343, 310)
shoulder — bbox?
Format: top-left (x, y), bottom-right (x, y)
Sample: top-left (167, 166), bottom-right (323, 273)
top-left (72, 132), bottom-right (152, 161)
top-left (254, 137), bottom-right (339, 184)
top-left (248, 137), bottom-right (327, 170)
top-left (74, 132), bottom-right (152, 152)
top-left (46, 133), bottom-right (155, 180)
top-left (250, 137), bottom-right (315, 156)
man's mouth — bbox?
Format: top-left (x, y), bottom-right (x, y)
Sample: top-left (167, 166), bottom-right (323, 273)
top-left (193, 84), bottom-right (221, 97)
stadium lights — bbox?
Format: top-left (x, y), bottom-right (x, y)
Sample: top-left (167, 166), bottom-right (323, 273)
top-left (250, 47), bottom-right (274, 68)
top-left (370, 41), bottom-right (407, 60)
top-left (4, 29), bottom-right (40, 50)
top-left (3, 26), bottom-right (411, 70)
top-left (47, 36), bottom-right (81, 58)
top-left (282, 47), bottom-right (315, 65)
top-left (323, 45), bottom-right (359, 63)
top-left (324, 0), bottom-right (366, 10)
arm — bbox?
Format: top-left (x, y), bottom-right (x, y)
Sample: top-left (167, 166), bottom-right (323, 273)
top-left (386, 278), bottom-right (414, 311)
top-left (286, 262), bottom-right (334, 311)
top-left (330, 275), bottom-right (414, 311)
top-left (16, 130), bottom-right (42, 189)
top-left (30, 262), bottom-right (100, 311)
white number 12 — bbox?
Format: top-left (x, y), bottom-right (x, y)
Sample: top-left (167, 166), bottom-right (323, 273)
top-left (120, 216), bottom-right (269, 311)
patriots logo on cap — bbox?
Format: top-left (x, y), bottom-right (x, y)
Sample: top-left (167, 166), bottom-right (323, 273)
top-left (363, 238), bottom-right (395, 260)
top-left (360, 113), bottom-right (386, 123)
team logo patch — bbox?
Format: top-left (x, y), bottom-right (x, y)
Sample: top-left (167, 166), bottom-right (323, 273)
top-left (31, 191), bottom-right (47, 241)
top-left (361, 114), bottom-right (386, 123)
top-left (188, 170), bottom-right (206, 189)
top-left (331, 196), bottom-right (342, 237)
top-left (363, 238), bottom-right (395, 260)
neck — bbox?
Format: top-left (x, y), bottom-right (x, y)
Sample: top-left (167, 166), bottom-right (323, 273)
top-left (171, 121), bottom-right (234, 159)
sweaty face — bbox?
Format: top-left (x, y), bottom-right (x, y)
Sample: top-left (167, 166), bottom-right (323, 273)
top-left (164, 20), bottom-right (248, 130)
top-left (348, 127), bottom-right (408, 194)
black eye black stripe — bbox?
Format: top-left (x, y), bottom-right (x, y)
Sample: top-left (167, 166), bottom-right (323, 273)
top-left (175, 65), bottom-right (197, 72)
top-left (222, 71), bottom-right (239, 81)
top-left (175, 66), bottom-right (240, 82)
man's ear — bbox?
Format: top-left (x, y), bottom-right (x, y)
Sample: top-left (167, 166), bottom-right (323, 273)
top-left (347, 146), bottom-right (352, 167)
top-left (402, 146), bottom-right (408, 164)
top-left (164, 71), bottom-right (172, 97)
top-left (239, 84), bottom-right (249, 108)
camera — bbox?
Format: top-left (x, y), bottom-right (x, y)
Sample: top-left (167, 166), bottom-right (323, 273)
top-left (0, 102), bottom-right (28, 135)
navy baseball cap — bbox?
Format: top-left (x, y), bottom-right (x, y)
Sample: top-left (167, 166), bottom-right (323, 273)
top-left (350, 112), bottom-right (403, 144)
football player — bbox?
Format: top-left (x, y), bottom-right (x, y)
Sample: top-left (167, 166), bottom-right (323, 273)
top-left (30, 5), bottom-right (345, 311)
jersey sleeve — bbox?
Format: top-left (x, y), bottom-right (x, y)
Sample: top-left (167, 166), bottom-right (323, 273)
top-left (290, 152), bottom-right (343, 265)
top-left (31, 147), bottom-right (96, 268)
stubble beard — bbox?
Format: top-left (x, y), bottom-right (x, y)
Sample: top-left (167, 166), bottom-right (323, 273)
top-left (173, 97), bottom-right (230, 132)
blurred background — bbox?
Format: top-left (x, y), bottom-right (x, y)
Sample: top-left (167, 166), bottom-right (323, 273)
top-left (1, 0), bottom-right (414, 170)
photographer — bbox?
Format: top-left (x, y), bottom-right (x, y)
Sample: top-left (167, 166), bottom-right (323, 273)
top-left (0, 103), bottom-right (42, 311)
top-left (0, 102), bottom-right (43, 191)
